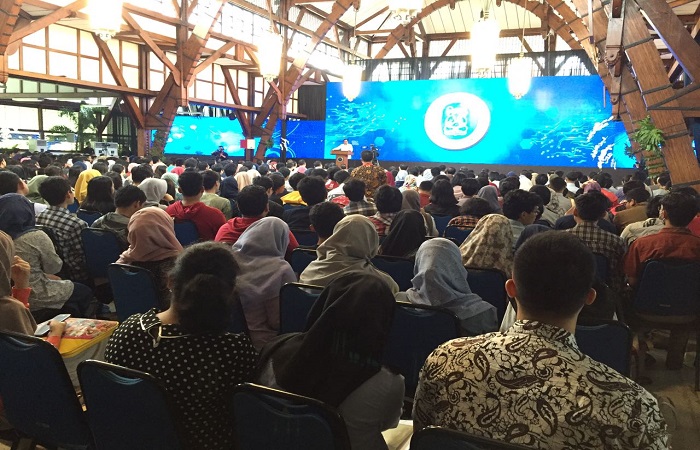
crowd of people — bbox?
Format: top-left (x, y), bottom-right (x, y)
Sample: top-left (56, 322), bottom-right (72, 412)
top-left (1, 148), bottom-right (699, 449)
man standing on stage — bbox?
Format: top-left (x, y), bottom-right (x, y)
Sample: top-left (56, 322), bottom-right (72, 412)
top-left (332, 139), bottom-right (354, 160)
top-left (351, 150), bottom-right (387, 199)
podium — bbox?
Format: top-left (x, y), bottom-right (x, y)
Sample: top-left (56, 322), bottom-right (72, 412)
top-left (331, 149), bottom-right (352, 166)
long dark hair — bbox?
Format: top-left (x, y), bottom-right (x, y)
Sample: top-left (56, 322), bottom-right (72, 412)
top-left (429, 179), bottom-right (458, 207)
top-left (81, 176), bottom-right (115, 214)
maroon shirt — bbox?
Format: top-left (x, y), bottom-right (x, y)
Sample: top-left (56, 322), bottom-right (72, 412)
top-left (166, 201), bottom-right (226, 241)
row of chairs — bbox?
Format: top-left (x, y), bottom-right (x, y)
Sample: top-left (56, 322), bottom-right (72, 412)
top-left (0, 330), bottom-right (527, 450)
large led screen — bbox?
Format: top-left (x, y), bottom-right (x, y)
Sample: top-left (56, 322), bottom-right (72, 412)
top-left (324, 76), bottom-right (634, 169)
top-left (164, 116), bottom-right (247, 157)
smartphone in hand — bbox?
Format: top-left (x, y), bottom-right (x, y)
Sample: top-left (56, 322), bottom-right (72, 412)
top-left (34, 313), bottom-right (70, 336)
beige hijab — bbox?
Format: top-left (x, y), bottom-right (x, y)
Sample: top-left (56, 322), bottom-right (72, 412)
top-left (460, 214), bottom-right (514, 276)
top-left (118, 208), bottom-right (183, 264)
top-left (0, 231), bottom-right (37, 334)
top-left (300, 215), bottom-right (399, 293)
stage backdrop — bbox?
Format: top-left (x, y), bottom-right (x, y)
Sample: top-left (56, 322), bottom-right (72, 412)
top-left (324, 76), bottom-right (634, 169)
top-left (162, 116), bottom-right (249, 157)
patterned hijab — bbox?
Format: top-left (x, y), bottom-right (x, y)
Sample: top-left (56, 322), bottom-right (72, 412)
top-left (402, 174), bottom-right (418, 191)
top-left (258, 271), bottom-right (395, 408)
top-left (118, 207), bottom-right (183, 264)
top-left (0, 194), bottom-right (36, 239)
top-left (407, 238), bottom-right (494, 320)
top-left (460, 214), bottom-right (514, 276)
top-left (300, 215), bottom-right (399, 293)
top-left (74, 169), bottom-right (101, 203)
top-left (477, 186), bottom-right (502, 214)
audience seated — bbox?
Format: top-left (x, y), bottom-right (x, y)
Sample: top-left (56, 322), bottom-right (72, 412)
top-left (283, 176), bottom-right (327, 230)
top-left (343, 178), bottom-right (377, 216)
top-left (280, 172), bottom-right (306, 206)
top-left (379, 210), bottom-right (426, 259)
top-left (201, 170), bottom-right (233, 219)
top-left (350, 150), bottom-right (388, 199)
top-left (476, 185), bottom-right (502, 214)
top-left (417, 181), bottom-right (432, 208)
top-left (0, 171), bottom-right (47, 215)
top-left (36, 176), bottom-right (90, 284)
top-left (117, 208), bottom-right (183, 309)
top-left (105, 242), bottom-right (258, 450)
top-left (460, 214), bottom-right (514, 276)
top-left (368, 185), bottom-right (403, 236)
top-left (397, 238), bottom-right (497, 335)
top-left (138, 178), bottom-right (170, 209)
top-left (456, 178), bottom-right (481, 206)
top-left (92, 185), bottom-right (146, 249)
top-left (232, 217), bottom-right (296, 350)
top-left (502, 189), bottom-right (542, 244)
top-left (79, 176), bottom-right (115, 215)
top-left (413, 232), bottom-right (668, 449)
top-left (448, 197), bottom-right (491, 230)
top-left (166, 171), bottom-right (226, 241)
top-left (258, 272), bottom-right (404, 450)
top-left (129, 164), bottom-right (153, 187)
top-left (614, 187), bottom-right (651, 232)
top-left (300, 215), bottom-right (399, 293)
top-left (73, 169), bottom-right (101, 204)
top-left (252, 175), bottom-right (284, 219)
top-left (401, 190), bottom-right (438, 236)
top-left (547, 176), bottom-right (572, 216)
top-left (424, 179), bottom-right (460, 217)
top-left (620, 195), bottom-right (665, 246)
top-left (309, 202), bottom-right (345, 246)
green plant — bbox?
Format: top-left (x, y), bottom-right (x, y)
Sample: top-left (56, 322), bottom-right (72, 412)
top-left (632, 116), bottom-right (664, 159)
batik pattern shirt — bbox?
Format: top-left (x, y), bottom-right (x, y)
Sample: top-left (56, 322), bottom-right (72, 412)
top-left (351, 164), bottom-right (387, 199)
top-left (413, 321), bottom-right (667, 450)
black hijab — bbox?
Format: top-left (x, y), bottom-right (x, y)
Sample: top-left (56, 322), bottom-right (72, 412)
top-left (379, 209), bottom-right (426, 259)
top-left (258, 271), bottom-right (395, 407)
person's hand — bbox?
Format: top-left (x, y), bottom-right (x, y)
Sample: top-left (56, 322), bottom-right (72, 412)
top-left (163, 193), bottom-right (174, 202)
top-left (48, 320), bottom-right (66, 336)
top-left (10, 256), bottom-right (30, 289)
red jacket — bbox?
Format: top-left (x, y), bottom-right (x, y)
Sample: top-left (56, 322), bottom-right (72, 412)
top-left (166, 201), bottom-right (226, 241)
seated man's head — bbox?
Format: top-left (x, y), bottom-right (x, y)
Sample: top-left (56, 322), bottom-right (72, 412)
top-left (309, 202), bottom-right (345, 244)
top-left (288, 172), bottom-right (306, 191)
top-left (343, 178), bottom-right (366, 202)
top-left (114, 185), bottom-right (146, 217)
top-left (0, 171), bottom-right (27, 196)
top-left (461, 178), bottom-right (481, 197)
top-left (548, 176), bottom-right (566, 193)
top-left (418, 180), bottom-right (433, 195)
top-left (131, 164), bottom-right (153, 185)
top-left (625, 187), bottom-right (651, 206)
top-left (499, 176), bottom-right (520, 197)
top-left (178, 171), bottom-right (205, 199)
top-left (269, 174), bottom-right (286, 194)
top-left (460, 197), bottom-right (492, 219)
top-left (38, 176), bottom-right (73, 207)
top-left (660, 191), bottom-right (698, 227)
top-left (573, 191), bottom-right (610, 222)
top-left (375, 185), bottom-right (402, 214)
top-left (507, 232), bottom-right (596, 325)
top-left (202, 170), bottom-right (221, 193)
top-left (503, 189), bottom-right (541, 225)
top-left (252, 175), bottom-right (273, 196)
top-left (297, 176), bottom-right (327, 206)
top-left (529, 185), bottom-right (551, 206)
top-left (237, 185), bottom-right (268, 218)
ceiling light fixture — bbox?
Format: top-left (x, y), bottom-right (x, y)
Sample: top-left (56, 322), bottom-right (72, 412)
top-left (88, 0), bottom-right (124, 41)
top-left (388, 0), bottom-right (423, 26)
top-left (470, 8), bottom-right (500, 76)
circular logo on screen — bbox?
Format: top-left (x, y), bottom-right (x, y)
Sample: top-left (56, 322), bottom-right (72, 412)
top-left (424, 93), bottom-right (491, 150)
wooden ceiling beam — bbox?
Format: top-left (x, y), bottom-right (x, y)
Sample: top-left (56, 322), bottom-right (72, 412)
top-left (668, 15), bottom-right (700, 80)
top-left (10, 0), bottom-right (86, 44)
top-left (122, 10), bottom-right (182, 82)
top-left (0, 0), bottom-right (22, 57)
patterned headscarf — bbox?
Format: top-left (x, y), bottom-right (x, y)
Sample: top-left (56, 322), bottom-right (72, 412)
top-left (460, 214), bottom-right (514, 276)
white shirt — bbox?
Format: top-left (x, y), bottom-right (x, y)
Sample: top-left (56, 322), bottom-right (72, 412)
top-left (333, 143), bottom-right (354, 160)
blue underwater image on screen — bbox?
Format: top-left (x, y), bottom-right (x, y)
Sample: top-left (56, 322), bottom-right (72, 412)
top-left (265, 120), bottom-right (326, 160)
top-left (324, 76), bottom-right (635, 169)
top-left (164, 116), bottom-right (247, 157)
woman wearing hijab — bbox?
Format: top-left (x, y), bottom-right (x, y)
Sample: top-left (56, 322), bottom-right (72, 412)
top-left (400, 174), bottom-right (418, 192)
top-left (117, 208), bottom-right (183, 308)
top-left (460, 214), bottom-right (515, 277)
top-left (300, 215), bottom-right (399, 294)
top-left (477, 185), bottom-right (502, 214)
top-left (138, 178), bottom-right (169, 209)
top-left (161, 172), bottom-right (182, 202)
top-left (234, 171), bottom-right (252, 191)
top-left (0, 230), bottom-right (37, 334)
top-left (401, 190), bottom-right (437, 236)
top-left (258, 272), bottom-right (404, 450)
top-left (379, 210), bottom-right (426, 259)
top-left (80, 176), bottom-right (115, 215)
top-left (73, 169), bottom-right (101, 204)
top-left (232, 217), bottom-right (296, 350)
top-left (397, 239), bottom-right (498, 336)
top-left (0, 194), bottom-right (93, 317)
top-left (26, 174), bottom-right (48, 205)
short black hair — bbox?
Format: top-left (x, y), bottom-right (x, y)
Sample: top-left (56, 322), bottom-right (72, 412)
top-left (224, 163), bottom-right (237, 177)
top-left (309, 202), bottom-right (345, 239)
top-left (529, 185), bottom-right (551, 206)
top-left (184, 158), bottom-right (198, 168)
top-left (430, 167), bottom-right (441, 177)
top-left (0, 171), bottom-right (21, 195)
top-left (429, 179), bottom-right (457, 207)
top-left (253, 175), bottom-right (273, 191)
top-left (535, 173), bottom-right (549, 185)
top-left (661, 191), bottom-right (698, 227)
top-left (461, 178), bottom-right (481, 196)
top-left (375, 185), bottom-right (402, 213)
top-left (499, 176), bottom-right (520, 197)
top-left (549, 177), bottom-right (566, 192)
top-left (92, 161), bottom-right (108, 174)
top-left (269, 173), bottom-right (285, 191)
top-left (278, 167), bottom-right (290, 178)
top-left (343, 178), bottom-right (366, 201)
top-left (197, 161), bottom-right (209, 171)
top-left (646, 194), bottom-right (664, 218)
top-left (503, 190), bottom-right (540, 220)
top-left (514, 232), bottom-right (595, 316)
top-left (289, 172), bottom-right (306, 191)
top-left (111, 163), bottom-right (124, 174)
top-left (574, 191), bottom-right (610, 221)
top-left (297, 176), bottom-right (327, 206)
top-left (38, 176), bottom-right (72, 206)
top-left (178, 171), bottom-right (204, 197)
top-left (626, 187), bottom-right (650, 203)
top-left (418, 180), bottom-right (433, 192)
top-left (114, 185), bottom-right (147, 208)
top-left (44, 166), bottom-right (63, 177)
top-left (361, 150), bottom-right (373, 162)
top-left (201, 170), bottom-right (220, 190)
top-left (460, 197), bottom-right (491, 218)
top-left (131, 164), bottom-right (153, 183)
top-left (237, 185), bottom-right (268, 217)
top-left (333, 170), bottom-right (350, 184)
top-left (622, 180), bottom-right (645, 195)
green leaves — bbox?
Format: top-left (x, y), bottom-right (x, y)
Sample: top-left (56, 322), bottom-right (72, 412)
top-left (632, 116), bottom-right (665, 159)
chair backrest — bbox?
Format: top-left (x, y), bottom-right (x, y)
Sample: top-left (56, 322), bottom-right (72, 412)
top-left (0, 331), bottom-right (92, 449)
top-left (410, 426), bottom-right (530, 450)
top-left (232, 383), bottom-right (351, 450)
top-left (383, 302), bottom-right (460, 397)
top-left (465, 267), bottom-right (508, 324)
top-left (108, 263), bottom-right (160, 321)
top-left (431, 215), bottom-right (452, 236)
top-left (35, 225), bottom-right (63, 259)
top-left (173, 220), bottom-right (200, 246)
top-left (78, 360), bottom-right (183, 450)
top-left (283, 203), bottom-right (304, 211)
top-left (290, 247), bottom-right (317, 276)
top-left (81, 228), bottom-right (123, 279)
top-left (371, 255), bottom-right (415, 291)
top-left (77, 209), bottom-right (103, 226)
top-left (593, 253), bottom-right (608, 283)
top-left (67, 198), bottom-right (80, 213)
top-left (444, 226), bottom-right (472, 245)
top-left (633, 259), bottom-right (700, 316)
top-left (291, 228), bottom-right (319, 247)
top-left (279, 283), bottom-right (324, 334)
top-left (574, 319), bottom-right (632, 376)
top-left (228, 295), bottom-right (250, 336)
